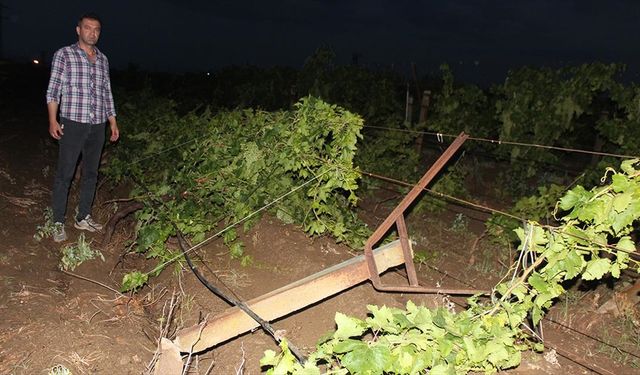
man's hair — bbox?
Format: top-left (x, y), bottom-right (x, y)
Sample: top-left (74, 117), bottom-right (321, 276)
top-left (78, 12), bottom-right (102, 27)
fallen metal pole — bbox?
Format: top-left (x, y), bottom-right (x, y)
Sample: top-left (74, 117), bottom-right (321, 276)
top-left (173, 239), bottom-right (406, 353)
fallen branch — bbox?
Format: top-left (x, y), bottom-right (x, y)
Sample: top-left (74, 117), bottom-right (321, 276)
top-left (60, 269), bottom-right (124, 296)
top-left (102, 201), bottom-right (144, 246)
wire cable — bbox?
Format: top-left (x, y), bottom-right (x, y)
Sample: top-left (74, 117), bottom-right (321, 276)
top-left (176, 231), bottom-right (307, 362)
top-left (138, 168), bottom-right (330, 280)
top-left (363, 125), bottom-right (640, 160)
top-left (360, 169), bottom-right (640, 257)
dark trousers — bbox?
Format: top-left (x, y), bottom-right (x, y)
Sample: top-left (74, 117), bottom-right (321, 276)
top-left (52, 118), bottom-right (105, 223)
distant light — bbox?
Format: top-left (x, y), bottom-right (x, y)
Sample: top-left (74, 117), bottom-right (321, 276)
top-left (33, 59), bottom-right (40, 65)
top-left (206, 72), bottom-right (211, 76)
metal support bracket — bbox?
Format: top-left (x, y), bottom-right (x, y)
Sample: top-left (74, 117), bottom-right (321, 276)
top-left (363, 132), bottom-right (486, 295)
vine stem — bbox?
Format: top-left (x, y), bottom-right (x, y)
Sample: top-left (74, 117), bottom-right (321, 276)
top-left (487, 253), bottom-right (546, 316)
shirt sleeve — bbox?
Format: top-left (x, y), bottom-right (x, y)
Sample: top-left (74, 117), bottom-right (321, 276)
top-left (46, 49), bottom-right (65, 104)
top-left (103, 57), bottom-right (117, 118)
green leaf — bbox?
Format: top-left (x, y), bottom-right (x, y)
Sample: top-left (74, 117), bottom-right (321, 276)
top-left (531, 305), bottom-right (544, 325)
top-left (223, 228), bottom-right (238, 245)
top-left (366, 305), bottom-right (398, 333)
top-left (229, 241), bottom-right (245, 259)
top-left (260, 350), bottom-right (278, 367)
top-left (528, 273), bottom-right (548, 294)
top-left (486, 341), bottom-right (510, 365)
top-left (429, 363), bottom-right (455, 375)
top-left (610, 263), bottom-right (621, 278)
top-left (564, 250), bottom-right (586, 279)
top-left (334, 312), bottom-right (366, 339)
top-left (612, 201), bottom-right (640, 234)
top-left (463, 336), bottom-right (487, 363)
top-left (121, 271), bottom-right (148, 292)
top-left (582, 258), bottom-right (611, 280)
top-left (333, 339), bottom-right (368, 354)
top-left (340, 344), bottom-right (391, 375)
top-left (617, 236), bottom-right (636, 253)
top-left (558, 186), bottom-right (590, 211)
top-left (620, 159), bottom-right (638, 175)
top-left (612, 193), bottom-right (632, 213)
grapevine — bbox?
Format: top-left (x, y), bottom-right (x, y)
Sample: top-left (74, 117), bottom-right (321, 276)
top-left (105, 94), bottom-right (369, 291)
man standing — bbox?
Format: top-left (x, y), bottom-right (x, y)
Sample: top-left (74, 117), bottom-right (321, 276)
top-left (46, 13), bottom-right (119, 242)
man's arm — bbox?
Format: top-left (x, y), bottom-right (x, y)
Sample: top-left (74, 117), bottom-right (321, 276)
top-left (46, 49), bottom-right (65, 139)
top-left (48, 101), bottom-right (63, 139)
top-left (103, 57), bottom-right (119, 142)
top-left (108, 115), bottom-right (119, 142)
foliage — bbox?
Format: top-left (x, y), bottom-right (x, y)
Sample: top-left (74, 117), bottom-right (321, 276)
top-left (34, 207), bottom-right (56, 241)
top-left (486, 184), bottom-right (566, 245)
top-left (355, 119), bottom-right (420, 186)
top-left (59, 233), bottom-right (104, 271)
top-left (596, 83), bottom-right (640, 155)
top-left (105, 95), bottom-right (369, 291)
top-left (262, 159), bottom-right (640, 374)
top-left (415, 158), bottom-right (470, 214)
top-left (121, 271), bottom-right (148, 293)
top-left (429, 64), bottom-right (495, 141)
top-left (492, 63), bottom-right (623, 193)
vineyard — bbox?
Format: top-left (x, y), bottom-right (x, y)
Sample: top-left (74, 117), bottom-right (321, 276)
top-left (1, 54), bottom-right (640, 374)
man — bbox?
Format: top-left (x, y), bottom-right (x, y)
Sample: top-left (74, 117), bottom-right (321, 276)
top-left (46, 13), bottom-right (120, 242)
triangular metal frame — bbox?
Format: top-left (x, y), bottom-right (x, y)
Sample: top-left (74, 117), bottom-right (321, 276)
top-left (363, 132), bottom-right (485, 295)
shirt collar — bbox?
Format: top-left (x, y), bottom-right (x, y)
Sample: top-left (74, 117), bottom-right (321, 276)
top-left (72, 42), bottom-right (102, 59)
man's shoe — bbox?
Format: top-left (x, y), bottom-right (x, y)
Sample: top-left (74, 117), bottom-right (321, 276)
top-left (53, 222), bottom-right (67, 242)
top-left (74, 215), bottom-right (103, 232)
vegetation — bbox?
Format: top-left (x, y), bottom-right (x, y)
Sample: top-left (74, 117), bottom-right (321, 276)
top-left (105, 95), bottom-right (368, 291)
top-left (101, 53), bottom-right (640, 372)
top-left (33, 207), bottom-right (56, 242)
top-left (261, 159), bottom-right (640, 374)
top-left (59, 233), bottom-right (104, 271)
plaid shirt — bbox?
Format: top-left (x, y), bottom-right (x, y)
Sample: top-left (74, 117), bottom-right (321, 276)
top-left (46, 43), bottom-right (116, 125)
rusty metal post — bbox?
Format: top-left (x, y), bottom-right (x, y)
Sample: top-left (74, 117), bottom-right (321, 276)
top-left (363, 132), bottom-right (485, 295)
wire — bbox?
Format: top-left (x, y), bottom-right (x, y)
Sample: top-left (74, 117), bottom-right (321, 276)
top-left (176, 231), bottom-right (307, 363)
top-left (143, 168), bottom-right (330, 278)
top-left (545, 316), bottom-right (640, 360)
top-left (360, 169), bottom-right (640, 257)
top-left (363, 125), bottom-right (640, 160)
top-left (360, 170), bottom-right (521, 221)
top-left (130, 137), bottom-right (203, 165)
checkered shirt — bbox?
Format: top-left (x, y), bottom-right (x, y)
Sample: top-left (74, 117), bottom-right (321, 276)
top-left (46, 43), bottom-right (116, 125)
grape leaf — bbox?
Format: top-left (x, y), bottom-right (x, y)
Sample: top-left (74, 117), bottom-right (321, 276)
top-left (340, 344), bottom-right (391, 375)
top-left (582, 258), bottom-right (611, 280)
top-left (334, 312), bottom-right (366, 339)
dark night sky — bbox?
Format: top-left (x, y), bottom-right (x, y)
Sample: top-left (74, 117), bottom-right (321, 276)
top-left (3, 0), bottom-right (640, 83)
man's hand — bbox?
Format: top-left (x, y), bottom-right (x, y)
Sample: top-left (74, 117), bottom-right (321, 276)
top-left (49, 121), bottom-right (64, 140)
top-left (47, 101), bottom-right (62, 139)
top-left (109, 122), bottom-right (120, 142)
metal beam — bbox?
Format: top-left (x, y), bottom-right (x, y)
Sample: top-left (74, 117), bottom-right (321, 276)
top-left (173, 239), bottom-right (407, 353)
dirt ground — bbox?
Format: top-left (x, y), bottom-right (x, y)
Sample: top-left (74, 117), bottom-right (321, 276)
top-left (1, 95), bottom-right (639, 374)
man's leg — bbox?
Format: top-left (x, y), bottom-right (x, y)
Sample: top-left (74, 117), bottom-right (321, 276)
top-left (51, 119), bottom-right (88, 223)
top-left (77, 122), bottom-right (105, 221)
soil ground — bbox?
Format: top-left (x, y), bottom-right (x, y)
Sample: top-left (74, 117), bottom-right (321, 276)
top-left (1, 74), bottom-right (639, 374)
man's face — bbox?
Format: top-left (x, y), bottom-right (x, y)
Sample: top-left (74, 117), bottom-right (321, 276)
top-left (76, 18), bottom-right (101, 46)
